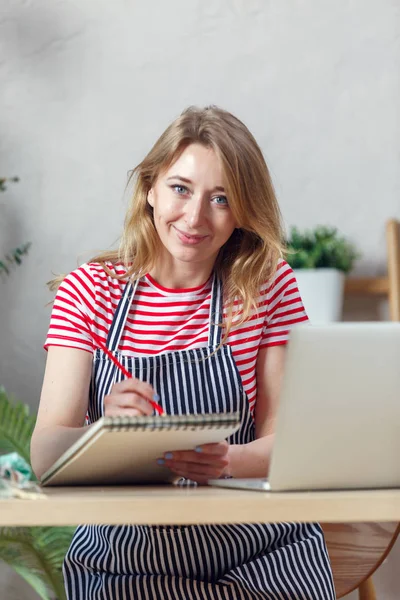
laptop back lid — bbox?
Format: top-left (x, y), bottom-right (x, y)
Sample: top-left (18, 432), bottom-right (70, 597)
top-left (268, 323), bottom-right (400, 491)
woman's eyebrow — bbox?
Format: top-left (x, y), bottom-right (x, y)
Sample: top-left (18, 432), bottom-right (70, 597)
top-left (166, 175), bottom-right (225, 192)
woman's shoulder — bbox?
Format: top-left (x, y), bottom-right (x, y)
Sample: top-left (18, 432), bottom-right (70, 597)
top-left (71, 261), bottom-right (128, 280)
top-left (57, 261), bottom-right (129, 298)
top-left (259, 259), bottom-right (296, 294)
top-left (86, 261), bottom-right (129, 281)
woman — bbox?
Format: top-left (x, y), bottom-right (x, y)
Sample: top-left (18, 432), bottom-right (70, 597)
top-left (31, 106), bottom-right (335, 599)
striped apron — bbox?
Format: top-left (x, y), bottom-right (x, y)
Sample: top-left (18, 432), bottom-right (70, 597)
top-left (63, 276), bottom-right (336, 599)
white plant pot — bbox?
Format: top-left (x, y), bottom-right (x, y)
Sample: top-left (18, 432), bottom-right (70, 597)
top-left (294, 268), bottom-right (345, 323)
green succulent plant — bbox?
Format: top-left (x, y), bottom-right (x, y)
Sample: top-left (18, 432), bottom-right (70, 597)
top-left (0, 388), bottom-right (74, 599)
top-left (285, 226), bottom-right (360, 274)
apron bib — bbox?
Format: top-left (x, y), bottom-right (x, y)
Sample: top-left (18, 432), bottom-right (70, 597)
top-left (63, 276), bottom-right (335, 599)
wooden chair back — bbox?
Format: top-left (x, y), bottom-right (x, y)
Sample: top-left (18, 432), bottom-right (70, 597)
top-left (321, 522), bottom-right (400, 598)
top-left (345, 218), bottom-right (400, 321)
top-left (386, 218), bottom-right (400, 320)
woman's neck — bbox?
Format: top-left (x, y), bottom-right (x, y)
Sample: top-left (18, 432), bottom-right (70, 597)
top-left (148, 263), bottom-right (213, 290)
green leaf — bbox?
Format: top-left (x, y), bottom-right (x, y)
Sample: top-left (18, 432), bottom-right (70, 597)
top-left (0, 527), bottom-right (74, 600)
top-left (9, 563), bottom-right (50, 600)
top-left (0, 176), bottom-right (19, 192)
top-left (0, 387), bottom-right (37, 469)
top-left (0, 243), bottom-right (31, 279)
top-left (0, 260), bottom-right (10, 276)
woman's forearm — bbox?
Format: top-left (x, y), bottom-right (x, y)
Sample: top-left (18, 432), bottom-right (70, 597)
top-left (227, 434), bottom-right (275, 478)
top-left (30, 424), bottom-right (92, 480)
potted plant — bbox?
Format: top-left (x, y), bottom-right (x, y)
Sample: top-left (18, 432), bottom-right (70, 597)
top-left (285, 226), bottom-right (360, 323)
top-left (1, 177), bottom-right (72, 598)
top-left (0, 388), bottom-right (74, 599)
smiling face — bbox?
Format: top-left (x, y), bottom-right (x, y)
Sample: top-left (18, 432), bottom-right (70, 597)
top-left (147, 143), bottom-right (238, 287)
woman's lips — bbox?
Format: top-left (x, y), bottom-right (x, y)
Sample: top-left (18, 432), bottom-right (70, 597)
top-left (174, 227), bottom-right (208, 245)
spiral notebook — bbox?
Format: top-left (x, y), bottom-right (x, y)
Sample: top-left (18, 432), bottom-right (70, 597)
top-left (41, 413), bottom-right (241, 486)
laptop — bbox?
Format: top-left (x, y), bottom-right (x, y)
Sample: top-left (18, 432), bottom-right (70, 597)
top-left (209, 323), bottom-right (400, 492)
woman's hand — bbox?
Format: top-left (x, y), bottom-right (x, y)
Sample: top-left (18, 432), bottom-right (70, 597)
top-left (104, 378), bottom-right (157, 417)
top-left (157, 441), bottom-right (231, 485)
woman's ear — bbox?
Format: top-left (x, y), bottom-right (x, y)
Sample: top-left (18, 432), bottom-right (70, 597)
top-left (147, 188), bottom-right (154, 208)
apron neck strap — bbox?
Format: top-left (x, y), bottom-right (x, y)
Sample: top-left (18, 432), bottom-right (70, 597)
top-left (106, 273), bottom-right (224, 352)
top-left (208, 274), bottom-right (223, 347)
top-left (106, 278), bottom-right (138, 351)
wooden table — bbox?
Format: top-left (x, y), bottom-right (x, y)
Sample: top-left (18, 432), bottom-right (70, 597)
top-left (1, 486), bottom-right (399, 526)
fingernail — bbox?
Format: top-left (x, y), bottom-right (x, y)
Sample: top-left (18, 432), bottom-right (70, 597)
top-left (153, 393), bottom-right (160, 401)
top-left (156, 458), bottom-right (165, 465)
top-left (165, 452), bottom-right (173, 460)
top-left (195, 446), bottom-right (202, 453)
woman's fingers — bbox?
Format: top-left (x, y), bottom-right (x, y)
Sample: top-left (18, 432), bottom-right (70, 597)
top-left (166, 459), bottom-right (228, 474)
top-left (193, 441), bottom-right (229, 455)
top-left (105, 407), bottom-right (153, 418)
top-left (163, 442), bottom-right (229, 464)
top-left (112, 378), bottom-right (155, 402)
top-left (158, 442), bottom-right (231, 484)
top-left (104, 389), bottom-right (155, 417)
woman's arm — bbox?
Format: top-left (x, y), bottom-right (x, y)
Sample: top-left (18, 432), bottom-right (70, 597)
top-left (31, 346), bottom-right (158, 480)
top-left (226, 344), bottom-right (286, 478)
top-left (30, 346), bottom-right (93, 479)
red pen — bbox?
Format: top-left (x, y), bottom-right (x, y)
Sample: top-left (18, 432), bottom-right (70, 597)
top-left (73, 316), bottom-right (164, 416)
top-left (90, 330), bottom-right (164, 416)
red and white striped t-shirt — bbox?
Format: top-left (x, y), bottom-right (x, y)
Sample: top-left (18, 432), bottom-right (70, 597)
top-left (44, 259), bottom-right (308, 413)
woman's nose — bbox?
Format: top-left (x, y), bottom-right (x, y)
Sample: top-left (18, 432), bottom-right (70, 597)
top-left (186, 197), bottom-right (207, 229)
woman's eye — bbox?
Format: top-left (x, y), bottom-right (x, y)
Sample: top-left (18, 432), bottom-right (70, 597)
top-left (172, 185), bottom-right (188, 195)
top-left (212, 196), bottom-right (228, 206)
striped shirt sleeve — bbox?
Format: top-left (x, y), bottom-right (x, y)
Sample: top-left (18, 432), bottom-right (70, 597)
top-left (44, 264), bottom-right (97, 353)
top-left (260, 260), bottom-right (308, 348)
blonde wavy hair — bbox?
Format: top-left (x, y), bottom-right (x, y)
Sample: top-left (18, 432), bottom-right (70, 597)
top-left (50, 105), bottom-right (285, 339)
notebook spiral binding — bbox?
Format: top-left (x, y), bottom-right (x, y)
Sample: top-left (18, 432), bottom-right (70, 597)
top-left (104, 412), bottom-right (241, 432)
